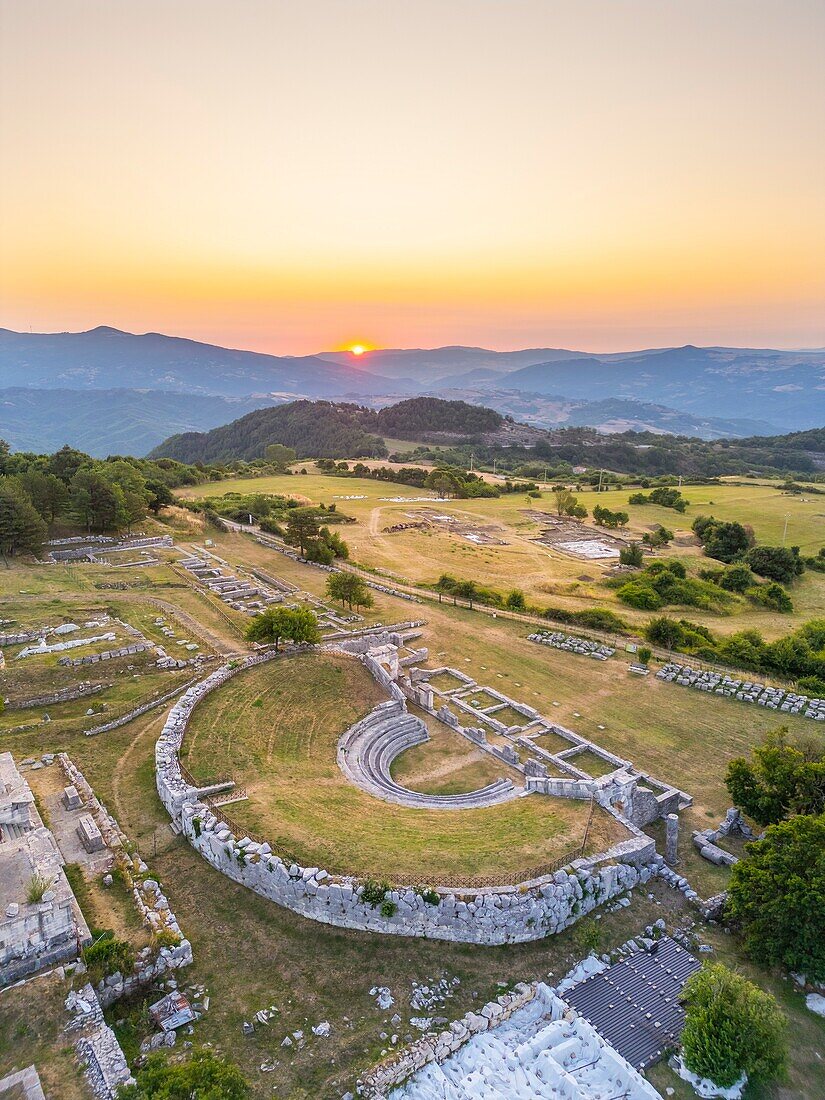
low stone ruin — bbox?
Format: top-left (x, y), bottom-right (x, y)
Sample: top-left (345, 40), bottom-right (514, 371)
top-left (0, 753), bottom-right (91, 986)
top-left (65, 983), bottom-right (134, 1098)
top-left (692, 807), bottom-right (756, 867)
top-left (657, 662), bottom-right (825, 721)
top-left (528, 630), bottom-right (615, 661)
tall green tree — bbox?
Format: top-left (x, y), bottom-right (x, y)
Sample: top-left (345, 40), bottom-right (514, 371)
top-left (726, 728), bottom-right (825, 825)
top-left (18, 469), bottom-right (68, 523)
top-left (680, 964), bottom-right (787, 1089)
top-left (0, 478), bottom-right (48, 558)
top-left (285, 507), bottom-right (321, 556)
top-left (727, 812), bottom-right (825, 980)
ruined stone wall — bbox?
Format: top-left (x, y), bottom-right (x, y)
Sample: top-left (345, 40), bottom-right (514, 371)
top-left (155, 652), bottom-right (656, 946)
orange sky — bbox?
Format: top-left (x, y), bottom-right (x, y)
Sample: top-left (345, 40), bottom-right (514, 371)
top-left (1, 0), bottom-right (823, 355)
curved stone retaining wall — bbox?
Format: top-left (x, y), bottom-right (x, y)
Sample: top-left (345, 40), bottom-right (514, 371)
top-left (156, 648), bottom-right (657, 944)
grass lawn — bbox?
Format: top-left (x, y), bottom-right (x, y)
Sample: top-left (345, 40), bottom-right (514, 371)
top-left (181, 652), bottom-right (617, 880)
top-left (176, 474), bottom-right (825, 641)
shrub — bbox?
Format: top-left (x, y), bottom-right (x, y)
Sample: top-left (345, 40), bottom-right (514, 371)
top-left (719, 563), bottom-right (755, 593)
top-left (745, 545), bottom-right (804, 585)
top-left (360, 879), bottom-right (390, 907)
top-left (118, 1048), bottom-right (249, 1099)
top-left (82, 930), bottom-right (135, 980)
top-left (692, 515), bottom-right (755, 563)
top-left (616, 581), bottom-right (662, 610)
top-left (619, 542), bottom-right (644, 568)
top-left (153, 928), bottom-right (182, 950)
top-left (637, 646), bottom-right (652, 666)
top-left (680, 964), bottom-right (787, 1088)
top-left (747, 582), bottom-right (793, 613)
top-left (379, 899), bottom-right (398, 918)
top-left (416, 886), bottom-right (440, 906)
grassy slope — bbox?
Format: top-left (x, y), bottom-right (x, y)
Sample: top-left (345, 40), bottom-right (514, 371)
top-left (2, 532), bottom-right (823, 1098)
top-left (177, 473), bottom-right (825, 640)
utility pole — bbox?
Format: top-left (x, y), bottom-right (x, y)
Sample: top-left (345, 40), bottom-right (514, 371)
top-left (469, 453), bottom-right (474, 473)
top-left (678, 475), bottom-right (683, 489)
top-left (543, 465), bottom-right (547, 486)
top-left (783, 513), bottom-right (791, 545)
top-left (493, 458), bottom-right (497, 476)
top-left (597, 469), bottom-right (604, 493)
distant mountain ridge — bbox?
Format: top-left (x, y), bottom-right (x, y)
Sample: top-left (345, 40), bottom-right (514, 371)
top-left (0, 387), bottom-right (273, 456)
top-left (1, 327), bottom-right (823, 453)
top-left (0, 325), bottom-right (403, 398)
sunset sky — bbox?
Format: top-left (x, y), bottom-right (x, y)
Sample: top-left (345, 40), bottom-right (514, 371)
top-left (1, 0), bottom-right (823, 355)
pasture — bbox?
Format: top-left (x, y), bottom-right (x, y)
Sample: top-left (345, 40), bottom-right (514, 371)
top-left (177, 472), bottom-right (825, 638)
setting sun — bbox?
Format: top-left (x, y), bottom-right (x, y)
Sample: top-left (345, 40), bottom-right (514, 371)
top-left (350, 344), bottom-right (367, 356)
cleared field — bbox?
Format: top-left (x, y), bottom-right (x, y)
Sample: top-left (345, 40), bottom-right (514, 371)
top-left (177, 473), bottom-right (825, 638)
top-left (180, 652), bottom-right (617, 880)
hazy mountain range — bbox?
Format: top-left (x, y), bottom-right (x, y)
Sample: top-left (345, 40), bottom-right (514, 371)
top-left (1, 325), bottom-right (823, 455)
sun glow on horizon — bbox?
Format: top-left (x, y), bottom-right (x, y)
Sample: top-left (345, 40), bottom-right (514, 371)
top-left (349, 344), bottom-right (368, 356)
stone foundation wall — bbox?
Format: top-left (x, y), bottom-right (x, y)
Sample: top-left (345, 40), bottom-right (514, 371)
top-left (155, 651), bottom-right (657, 946)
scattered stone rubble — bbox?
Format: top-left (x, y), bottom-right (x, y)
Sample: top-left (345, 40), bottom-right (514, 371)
top-left (657, 662), bottom-right (825, 721)
top-left (529, 631), bottom-right (615, 661)
top-left (692, 807), bottom-right (756, 868)
top-left (57, 755), bottom-right (193, 1005)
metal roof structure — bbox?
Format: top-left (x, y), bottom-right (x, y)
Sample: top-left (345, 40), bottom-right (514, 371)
top-left (565, 936), bottom-right (701, 1070)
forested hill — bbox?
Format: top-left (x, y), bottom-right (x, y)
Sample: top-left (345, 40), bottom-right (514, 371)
top-left (150, 396), bottom-right (825, 477)
top-left (373, 397), bottom-right (503, 438)
top-left (150, 397), bottom-right (503, 462)
top-left (150, 401), bottom-right (388, 463)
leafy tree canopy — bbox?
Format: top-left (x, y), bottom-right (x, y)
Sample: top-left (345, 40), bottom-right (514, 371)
top-left (118, 1048), bottom-right (249, 1100)
top-left (680, 963), bottom-right (787, 1088)
top-left (727, 812), bottom-right (825, 980)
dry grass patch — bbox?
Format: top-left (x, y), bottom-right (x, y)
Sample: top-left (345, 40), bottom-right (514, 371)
top-left (181, 652), bottom-right (616, 880)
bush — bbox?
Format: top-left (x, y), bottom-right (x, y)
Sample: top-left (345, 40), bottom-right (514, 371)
top-left (379, 899), bottom-right (397, 918)
top-left (718, 563), bottom-right (755, 593)
top-left (416, 886), bottom-right (440, 906)
top-left (360, 879), bottom-right (390, 907)
top-left (693, 515), bottom-right (755, 563)
top-left (745, 545), bottom-right (804, 585)
top-left (82, 930), bottom-right (135, 980)
top-left (747, 582), bottom-right (793, 613)
top-left (680, 964), bottom-right (787, 1088)
top-left (616, 581), bottom-right (662, 610)
top-left (118, 1048), bottom-right (249, 1099)
top-left (619, 542), bottom-right (644, 568)
top-left (637, 646), bottom-right (652, 666)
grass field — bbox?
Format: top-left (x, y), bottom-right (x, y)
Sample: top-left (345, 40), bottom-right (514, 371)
top-left (177, 472), bottom-right (825, 639)
top-left (2, 544), bottom-right (824, 1097)
top-left (180, 652), bottom-right (617, 880)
